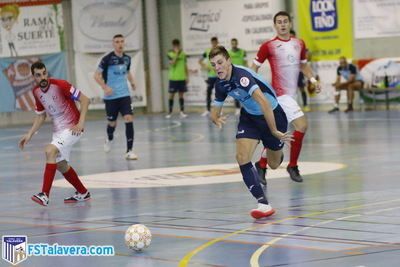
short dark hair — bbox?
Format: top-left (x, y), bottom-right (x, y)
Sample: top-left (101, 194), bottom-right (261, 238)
top-left (211, 36), bottom-right (218, 42)
top-left (113, 34), bottom-right (124, 39)
top-left (208, 46), bottom-right (230, 61)
top-left (172, 39), bottom-right (180, 46)
top-left (290, 29), bottom-right (296, 36)
top-left (231, 38), bottom-right (238, 42)
top-left (31, 61), bottom-right (46, 75)
top-left (273, 11), bottom-right (291, 24)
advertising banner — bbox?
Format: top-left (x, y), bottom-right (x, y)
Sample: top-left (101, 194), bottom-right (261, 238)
top-left (181, 0), bottom-right (284, 55)
top-left (0, 0), bottom-right (64, 58)
top-left (0, 52), bottom-right (67, 112)
top-left (298, 0), bottom-right (353, 60)
top-left (72, 0), bottom-right (143, 53)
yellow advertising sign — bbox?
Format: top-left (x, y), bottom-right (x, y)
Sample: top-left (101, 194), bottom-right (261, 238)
top-left (298, 0), bottom-right (353, 60)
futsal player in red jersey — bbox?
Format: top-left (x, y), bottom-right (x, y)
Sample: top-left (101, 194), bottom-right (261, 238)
top-left (19, 62), bottom-right (91, 206)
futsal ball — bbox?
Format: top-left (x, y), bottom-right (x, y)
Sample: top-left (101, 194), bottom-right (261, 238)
top-left (125, 224), bottom-right (152, 251)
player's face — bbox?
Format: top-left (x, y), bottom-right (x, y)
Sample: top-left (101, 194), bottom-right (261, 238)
top-left (231, 40), bottom-right (238, 49)
top-left (211, 40), bottom-right (219, 48)
top-left (274, 15), bottom-right (291, 37)
top-left (113, 37), bottom-right (125, 53)
top-left (339, 58), bottom-right (347, 68)
top-left (210, 54), bottom-right (232, 80)
top-left (33, 68), bottom-right (49, 89)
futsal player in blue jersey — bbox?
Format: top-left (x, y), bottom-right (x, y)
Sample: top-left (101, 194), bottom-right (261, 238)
top-left (94, 34), bottom-right (138, 160)
top-left (209, 46), bottom-right (293, 219)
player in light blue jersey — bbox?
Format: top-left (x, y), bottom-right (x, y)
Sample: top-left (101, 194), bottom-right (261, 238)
top-left (209, 46), bottom-right (293, 219)
top-left (94, 34), bottom-right (138, 160)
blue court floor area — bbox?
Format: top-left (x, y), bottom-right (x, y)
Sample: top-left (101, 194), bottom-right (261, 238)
top-left (1, 110), bottom-right (400, 267)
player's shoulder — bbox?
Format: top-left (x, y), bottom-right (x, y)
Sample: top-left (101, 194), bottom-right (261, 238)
top-left (50, 78), bottom-right (71, 89)
top-left (122, 53), bottom-right (131, 59)
top-left (233, 65), bottom-right (252, 77)
top-left (101, 51), bottom-right (114, 61)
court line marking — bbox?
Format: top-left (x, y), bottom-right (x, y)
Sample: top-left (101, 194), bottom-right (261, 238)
top-left (178, 198), bottom-right (400, 267)
top-left (250, 205), bottom-right (400, 266)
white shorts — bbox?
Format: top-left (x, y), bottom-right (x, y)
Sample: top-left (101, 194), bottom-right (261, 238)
top-left (277, 95), bottom-right (304, 123)
top-left (51, 129), bottom-right (82, 163)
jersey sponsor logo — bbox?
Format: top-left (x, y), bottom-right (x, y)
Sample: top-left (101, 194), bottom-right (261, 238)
top-left (310, 0), bottom-right (337, 32)
top-left (240, 77), bottom-right (250, 87)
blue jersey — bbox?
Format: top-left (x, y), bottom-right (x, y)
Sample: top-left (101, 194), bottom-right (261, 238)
top-left (337, 63), bottom-right (363, 82)
top-left (213, 65), bottom-right (278, 115)
top-left (98, 52), bottom-right (131, 100)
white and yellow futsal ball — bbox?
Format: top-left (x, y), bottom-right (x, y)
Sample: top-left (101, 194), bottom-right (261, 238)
top-left (125, 224), bottom-right (152, 251)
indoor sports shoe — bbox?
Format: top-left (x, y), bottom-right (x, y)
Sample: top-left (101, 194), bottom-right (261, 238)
top-left (250, 203), bottom-right (275, 219)
top-left (165, 113), bottom-right (172, 119)
top-left (64, 191), bottom-right (91, 203)
top-left (31, 192), bottom-right (49, 206)
top-left (328, 107), bottom-right (339, 114)
top-left (287, 165), bottom-right (303, 183)
top-left (180, 112), bottom-right (188, 118)
top-left (103, 139), bottom-right (114, 153)
top-left (125, 150), bottom-right (138, 160)
top-left (303, 105), bottom-right (311, 112)
top-left (255, 161), bottom-right (267, 186)
top-left (201, 110), bottom-right (210, 117)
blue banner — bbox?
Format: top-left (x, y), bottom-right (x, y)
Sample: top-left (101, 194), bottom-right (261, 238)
top-left (0, 52), bottom-right (67, 112)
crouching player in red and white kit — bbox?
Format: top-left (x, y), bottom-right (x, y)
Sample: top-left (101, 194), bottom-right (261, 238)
top-left (19, 62), bottom-right (91, 206)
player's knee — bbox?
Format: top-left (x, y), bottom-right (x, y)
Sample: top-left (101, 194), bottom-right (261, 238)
top-left (268, 161), bottom-right (280, 169)
top-left (108, 121), bottom-right (117, 127)
top-left (235, 152), bottom-right (249, 165)
top-left (44, 145), bottom-right (58, 159)
top-left (124, 115), bottom-right (133, 122)
top-left (57, 161), bottom-right (69, 173)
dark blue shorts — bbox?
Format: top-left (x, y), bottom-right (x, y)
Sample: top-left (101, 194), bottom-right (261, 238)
top-left (236, 105), bottom-right (288, 151)
top-left (104, 96), bottom-right (133, 121)
top-left (169, 80), bottom-right (187, 93)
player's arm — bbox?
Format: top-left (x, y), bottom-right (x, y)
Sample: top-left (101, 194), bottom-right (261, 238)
top-left (300, 63), bottom-right (320, 93)
top-left (127, 71), bottom-right (136, 90)
top-left (252, 89), bottom-right (293, 145)
top-left (210, 105), bottom-right (227, 129)
top-left (251, 62), bottom-right (260, 73)
top-left (210, 87), bottom-right (228, 129)
top-left (94, 70), bottom-right (113, 96)
top-left (72, 92), bottom-right (90, 135)
top-left (19, 112), bottom-right (47, 150)
top-left (199, 52), bottom-right (208, 70)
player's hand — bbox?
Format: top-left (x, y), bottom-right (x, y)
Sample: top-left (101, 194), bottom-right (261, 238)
top-left (213, 115), bottom-right (228, 129)
top-left (271, 130), bottom-right (293, 147)
top-left (70, 124), bottom-right (84, 136)
top-left (103, 85), bottom-right (113, 96)
top-left (130, 83), bottom-right (136, 90)
top-left (19, 133), bottom-right (32, 150)
top-left (314, 82), bottom-right (322, 93)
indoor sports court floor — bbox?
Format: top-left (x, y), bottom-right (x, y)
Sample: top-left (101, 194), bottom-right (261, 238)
top-left (1, 110), bottom-right (400, 267)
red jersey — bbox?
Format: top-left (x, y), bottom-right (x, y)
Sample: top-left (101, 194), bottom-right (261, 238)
top-left (254, 36), bottom-right (307, 97)
top-left (32, 78), bottom-right (81, 133)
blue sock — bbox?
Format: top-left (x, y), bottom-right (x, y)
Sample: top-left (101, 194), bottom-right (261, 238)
top-left (239, 162), bottom-right (268, 204)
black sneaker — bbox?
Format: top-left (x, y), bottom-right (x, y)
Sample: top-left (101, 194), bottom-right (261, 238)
top-left (64, 191), bottom-right (91, 203)
top-left (255, 161), bottom-right (267, 185)
top-left (328, 107), bottom-right (339, 114)
top-left (287, 166), bottom-right (303, 183)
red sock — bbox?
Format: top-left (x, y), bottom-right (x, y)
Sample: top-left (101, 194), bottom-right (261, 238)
top-left (63, 167), bottom-right (87, 194)
top-left (42, 163), bottom-right (57, 196)
top-left (259, 148), bottom-right (268, 168)
top-left (289, 131), bottom-right (305, 167)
